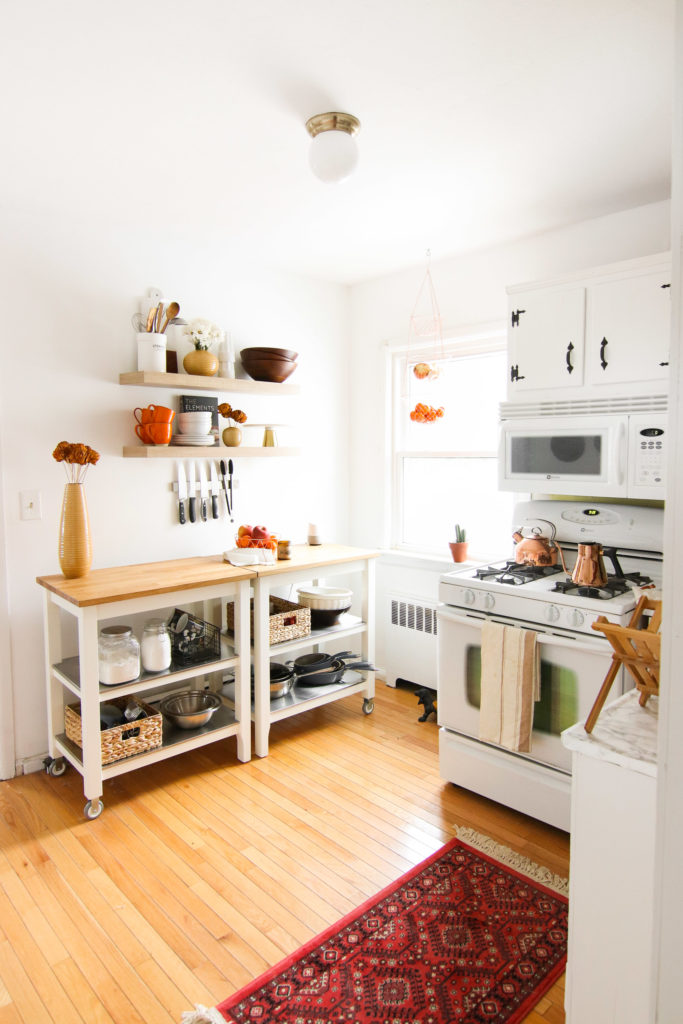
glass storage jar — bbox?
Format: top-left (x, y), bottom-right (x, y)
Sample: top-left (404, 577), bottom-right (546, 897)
top-left (141, 618), bottom-right (172, 673)
top-left (98, 625), bottom-right (140, 685)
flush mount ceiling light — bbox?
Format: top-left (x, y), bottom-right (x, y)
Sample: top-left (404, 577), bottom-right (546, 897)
top-left (305, 112), bottom-right (361, 183)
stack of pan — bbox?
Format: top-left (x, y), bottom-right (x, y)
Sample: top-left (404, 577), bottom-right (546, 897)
top-left (290, 651), bottom-right (375, 686)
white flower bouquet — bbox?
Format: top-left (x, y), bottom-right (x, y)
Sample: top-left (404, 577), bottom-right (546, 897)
top-left (185, 318), bottom-right (222, 351)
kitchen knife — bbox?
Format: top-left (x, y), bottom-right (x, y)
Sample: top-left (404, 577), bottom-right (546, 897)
top-left (219, 459), bottom-right (231, 517)
top-left (198, 463), bottom-right (208, 522)
top-left (177, 463), bottom-right (187, 525)
top-left (228, 459), bottom-right (234, 522)
top-left (187, 461), bottom-right (196, 523)
top-left (209, 463), bottom-right (220, 519)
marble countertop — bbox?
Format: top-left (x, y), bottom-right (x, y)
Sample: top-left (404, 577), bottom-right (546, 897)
top-left (562, 688), bottom-right (658, 777)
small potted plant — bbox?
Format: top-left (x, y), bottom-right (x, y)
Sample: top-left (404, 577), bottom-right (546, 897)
top-left (218, 403), bottom-right (247, 446)
top-left (182, 318), bottom-right (222, 376)
top-left (449, 524), bottom-right (468, 563)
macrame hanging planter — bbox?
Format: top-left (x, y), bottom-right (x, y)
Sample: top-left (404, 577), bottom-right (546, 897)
top-left (406, 251), bottom-right (445, 422)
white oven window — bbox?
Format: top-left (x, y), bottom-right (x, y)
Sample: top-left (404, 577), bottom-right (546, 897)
top-left (390, 335), bottom-right (515, 557)
top-left (465, 644), bottom-right (579, 735)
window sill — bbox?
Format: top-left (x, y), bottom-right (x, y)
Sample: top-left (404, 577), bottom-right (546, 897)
top-left (378, 548), bottom-right (484, 573)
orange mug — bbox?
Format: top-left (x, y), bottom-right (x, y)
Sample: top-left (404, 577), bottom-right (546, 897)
top-left (134, 405), bottom-right (155, 425)
top-left (135, 423), bottom-right (152, 443)
top-left (151, 405), bottom-right (175, 424)
top-left (146, 422), bottom-right (172, 445)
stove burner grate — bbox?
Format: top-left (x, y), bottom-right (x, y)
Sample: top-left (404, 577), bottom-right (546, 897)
top-left (474, 561), bottom-right (561, 586)
top-left (552, 575), bottom-right (638, 600)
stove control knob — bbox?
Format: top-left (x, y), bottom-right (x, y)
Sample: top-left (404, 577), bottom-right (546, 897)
top-left (463, 589), bottom-right (476, 605)
top-left (483, 592), bottom-right (495, 610)
top-left (568, 608), bottom-right (585, 628)
top-left (545, 604), bottom-right (560, 623)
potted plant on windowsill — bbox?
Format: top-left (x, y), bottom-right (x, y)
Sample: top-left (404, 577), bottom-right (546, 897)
top-left (449, 524), bottom-right (468, 563)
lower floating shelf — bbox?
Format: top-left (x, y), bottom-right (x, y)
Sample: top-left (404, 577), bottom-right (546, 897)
top-left (122, 445), bottom-right (300, 459)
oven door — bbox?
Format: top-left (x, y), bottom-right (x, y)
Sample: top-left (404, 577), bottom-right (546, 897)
top-left (436, 605), bottom-right (622, 773)
top-left (498, 415), bottom-right (628, 497)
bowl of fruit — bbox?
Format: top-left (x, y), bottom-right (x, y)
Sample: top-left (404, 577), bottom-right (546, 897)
top-left (236, 524), bottom-right (278, 553)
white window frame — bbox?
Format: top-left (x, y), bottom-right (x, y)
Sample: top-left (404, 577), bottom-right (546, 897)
top-left (386, 323), bottom-right (507, 556)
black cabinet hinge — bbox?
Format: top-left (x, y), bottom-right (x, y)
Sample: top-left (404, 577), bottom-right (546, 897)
top-left (510, 364), bottom-right (526, 382)
top-left (510, 309), bottom-right (526, 328)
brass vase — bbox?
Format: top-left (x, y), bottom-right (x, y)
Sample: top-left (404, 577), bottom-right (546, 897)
top-left (183, 349), bottom-right (219, 376)
top-left (222, 426), bottom-right (242, 447)
top-left (59, 483), bottom-right (92, 579)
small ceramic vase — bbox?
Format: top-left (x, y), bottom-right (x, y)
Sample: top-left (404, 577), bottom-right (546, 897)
top-left (183, 349), bottom-right (219, 376)
top-left (222, 426), bottom-right (242, 447)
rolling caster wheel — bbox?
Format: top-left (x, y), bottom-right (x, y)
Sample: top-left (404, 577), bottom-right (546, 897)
top-left (362, 698), bottom-right (374, 715)
top-left (45, 757), bottom-right (66, 777)
top-left (84, 799), bottom-right (103, 820)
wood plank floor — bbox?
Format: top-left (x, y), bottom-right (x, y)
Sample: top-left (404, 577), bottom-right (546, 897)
top-left (0, 683), bottom-right (569, 1023)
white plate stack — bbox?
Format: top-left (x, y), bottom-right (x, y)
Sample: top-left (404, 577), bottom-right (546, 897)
top-left (171, 411), bottom-right (215, 446)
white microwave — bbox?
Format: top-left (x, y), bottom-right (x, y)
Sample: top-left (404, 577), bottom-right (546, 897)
top-left (498, 413), bottom-right (667, 499)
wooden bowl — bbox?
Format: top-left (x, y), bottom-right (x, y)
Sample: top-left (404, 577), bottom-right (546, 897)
top-left (241, 346), bottom-right (299, 362)
top-left (240, 351), bottom-right (298, 383)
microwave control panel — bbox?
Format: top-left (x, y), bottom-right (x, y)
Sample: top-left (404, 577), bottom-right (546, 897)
top-left (630, 416), bottom-right (667, 495)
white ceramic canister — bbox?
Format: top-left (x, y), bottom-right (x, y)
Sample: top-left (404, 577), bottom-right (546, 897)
top-left (98, 625), bottom-right (141, 685)
top-left (141, 618), bottom-right (172, 673)
top-left (137, 332), bottom-right (167, 372)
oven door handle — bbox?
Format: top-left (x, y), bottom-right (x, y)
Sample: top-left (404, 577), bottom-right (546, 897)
top-left (436, 606), bottom-right (613, 655)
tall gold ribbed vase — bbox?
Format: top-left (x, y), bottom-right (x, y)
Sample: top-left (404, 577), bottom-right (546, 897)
top-left (59, 483), bottom-right (92, 579)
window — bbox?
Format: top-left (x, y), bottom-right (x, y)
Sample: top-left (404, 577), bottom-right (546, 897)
top-left (389, 330), bottom-right (514, 558)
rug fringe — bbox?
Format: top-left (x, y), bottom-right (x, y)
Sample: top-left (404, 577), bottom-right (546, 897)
top-left (180, 1005), bottom-right (225, 1024)
top-left (455, 826), bottom-right (569, 897)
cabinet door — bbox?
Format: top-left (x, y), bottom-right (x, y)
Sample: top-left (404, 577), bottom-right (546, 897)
top-left (585, 270), bottom-right (671, 386)
top-left (507, 286), bottom-right (585, 395)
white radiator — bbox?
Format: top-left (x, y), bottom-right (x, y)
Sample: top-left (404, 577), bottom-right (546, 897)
top-left (382, 594), bottom-right (438, 689)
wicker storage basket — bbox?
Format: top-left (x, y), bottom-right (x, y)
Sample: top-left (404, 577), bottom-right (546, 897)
top-left (65, 697), bottom-right (162, 765)
top-left (226, 595), bottom-right (311, 645)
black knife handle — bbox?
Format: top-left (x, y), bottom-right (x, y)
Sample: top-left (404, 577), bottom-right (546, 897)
top-left (211, 494), bottom-right (219, 519)
top-left (178, 500), bottom-right (186, 525)
top-left (188, 497), bottom-right (196, 523)
top-left (201, 499), bottom-right (207, 522)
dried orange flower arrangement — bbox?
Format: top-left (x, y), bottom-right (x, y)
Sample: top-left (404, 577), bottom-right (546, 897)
top-left (218, 403), bottom-right (247, 425)
top-left (52, 441), bottom-right (100, 483)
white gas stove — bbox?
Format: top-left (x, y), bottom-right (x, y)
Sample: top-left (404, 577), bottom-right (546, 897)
top-left (436, 499), bottom-right (663, 831)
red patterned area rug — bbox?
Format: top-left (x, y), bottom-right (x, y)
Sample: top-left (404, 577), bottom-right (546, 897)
top-left (183, 830), bottom-right (568, 1024)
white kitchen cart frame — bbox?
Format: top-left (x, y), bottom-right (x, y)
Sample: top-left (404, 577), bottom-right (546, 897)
top-left (246, 545), bottom-right (380, 757)
top-left (37, 557), bottom-right (252, 819)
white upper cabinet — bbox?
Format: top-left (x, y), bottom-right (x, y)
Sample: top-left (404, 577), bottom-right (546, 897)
top-left (505, 254), bottom-right (671, 402)
top-left (507, 285), bottom-right (585, 393)
top-left (585, 269), bottom-right (671, 387)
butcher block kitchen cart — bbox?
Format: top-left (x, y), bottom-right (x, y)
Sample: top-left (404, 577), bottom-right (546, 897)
top-left (245, 544), bottom-right (379, 757)
top-left (37, 556), bottom-right (252, 819)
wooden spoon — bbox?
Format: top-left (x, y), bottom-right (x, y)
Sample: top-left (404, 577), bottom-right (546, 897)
top-left (145, 305), bottom-right (157, 332)
top-left (159, 301), bottom-right (180, 333)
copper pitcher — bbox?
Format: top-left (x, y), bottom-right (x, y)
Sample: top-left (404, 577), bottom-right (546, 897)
top-left (571, 543), bottom-right (608, 587)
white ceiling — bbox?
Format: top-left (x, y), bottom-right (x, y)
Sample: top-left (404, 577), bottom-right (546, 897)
top-left (4, 0), bottom-right (674, 284)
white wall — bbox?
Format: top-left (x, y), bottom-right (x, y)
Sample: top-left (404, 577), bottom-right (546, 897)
top-left (348, 200), bottom-right (671, 678)
top-left (0, 208), bottom-right (350, 772)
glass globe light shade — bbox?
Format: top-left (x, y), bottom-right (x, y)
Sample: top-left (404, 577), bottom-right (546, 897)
top-left (308, 130), bottom-right (359, 183)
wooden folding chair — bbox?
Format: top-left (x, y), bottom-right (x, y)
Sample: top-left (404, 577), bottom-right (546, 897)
top-left (584, 596), bottom-right (661, 734)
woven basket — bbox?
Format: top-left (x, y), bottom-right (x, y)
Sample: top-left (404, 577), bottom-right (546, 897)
top-left (226, 596), bottom-right (311, 645)
top-left (65, 697), bottom-right (162, 765)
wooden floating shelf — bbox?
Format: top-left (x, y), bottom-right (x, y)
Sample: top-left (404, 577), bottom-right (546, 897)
top-left (119, 371), bottom-right (299, 395)
top-left (123, 445), bottom-right (301, 459)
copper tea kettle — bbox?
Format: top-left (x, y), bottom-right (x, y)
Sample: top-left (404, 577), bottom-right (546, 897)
top-left (512, 519), bottom-right (568, 570)
top-left (571, 543), bottom-right (608, 588)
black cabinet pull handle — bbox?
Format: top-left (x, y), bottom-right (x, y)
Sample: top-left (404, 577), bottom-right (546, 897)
top-left (599, 337), bottom-right (608, 371)
top-left (510, 309), bottom-right (526, 328)
top-left (510, 364), bottom-right (526, 382)
top-left (659, 361), bottom-right (669, 366)
top-left (661, 283), bottom-right (671, 289)
top-left (566, 341), bottom-right (574, 374)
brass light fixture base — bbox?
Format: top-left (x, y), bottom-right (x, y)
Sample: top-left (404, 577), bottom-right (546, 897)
top-left (305, 112), bottom-right (361, 138)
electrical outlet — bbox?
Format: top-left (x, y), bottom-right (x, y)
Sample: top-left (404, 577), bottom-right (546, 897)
top-left (20, 490), bottom-right (41, 521)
